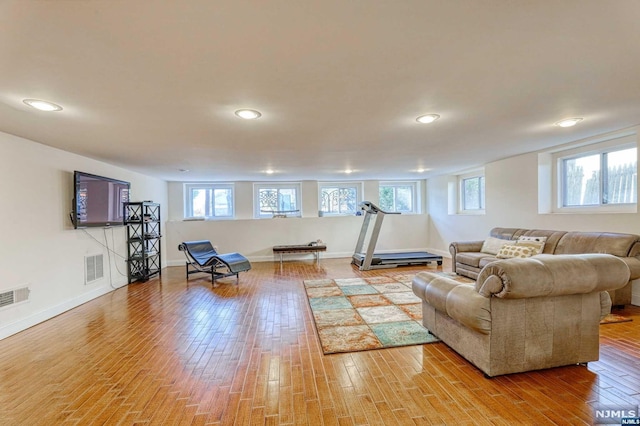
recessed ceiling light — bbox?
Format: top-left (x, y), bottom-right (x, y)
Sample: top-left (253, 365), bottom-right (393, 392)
top-left (23, 99), bottom-right (63, 112)
top-left (235, 109), bottom-right (262, 120)
top-left (265, 169), bottom-right (275, 174)
top-left (344, 169), bottom-right (353, 174)
top-left (555, 118), bottom-right (583, 128)
top-left (416, 168), bottom-right (425, 173)
top-left (416, 114), bottom-right (440, 124)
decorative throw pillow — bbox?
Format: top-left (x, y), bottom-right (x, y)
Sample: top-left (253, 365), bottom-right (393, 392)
top-left (516, 236), bottom-right (546, 254)
top-left (518, 236), bottom-right (547, 243)
top-left (481, 237), bottom-right (514, 255)
top-left (496, 244), bottom-right (538, 259)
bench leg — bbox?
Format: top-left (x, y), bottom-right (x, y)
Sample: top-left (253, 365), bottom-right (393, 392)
top-left (273, 250), bottom-right (325, 266)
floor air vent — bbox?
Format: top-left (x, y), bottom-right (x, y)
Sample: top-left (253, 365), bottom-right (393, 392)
top-left (85, 254), bottom-right (104, 284)
top-left (0, 287), bottom-right (30, 310)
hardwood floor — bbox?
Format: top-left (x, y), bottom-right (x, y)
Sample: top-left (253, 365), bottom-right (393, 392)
top-left (1, 258), bottom-right (639, 425)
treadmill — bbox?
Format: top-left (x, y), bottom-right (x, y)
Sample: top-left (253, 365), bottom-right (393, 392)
top-left (351, 201), bottom-right (443, 270)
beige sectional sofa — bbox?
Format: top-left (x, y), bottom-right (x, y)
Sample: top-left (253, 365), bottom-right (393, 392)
top-left (412, 254), bottom-right (630, 377)
top-left (450, 227), bottom-right (640, 307)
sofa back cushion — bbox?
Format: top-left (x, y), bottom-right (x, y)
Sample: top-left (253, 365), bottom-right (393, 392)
top-left (517, 230), bottom-right (567, 254)
top-left (489, 228), bottom-right (567, 254)
top-left (487, 227), bottom-right (640, 257)
top-left (489, 228), bottom-right (521, 240)
top-left (554, 232), bottom-right (640, 257)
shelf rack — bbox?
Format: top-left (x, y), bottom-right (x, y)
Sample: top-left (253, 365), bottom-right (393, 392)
top-left (124, 202), bottom-right (161, 283)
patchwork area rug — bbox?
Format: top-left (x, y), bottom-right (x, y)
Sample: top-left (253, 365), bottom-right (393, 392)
top-left (303, 274), bottom-right (439, 354)
top-left (600, 313), bottom-right (633, 325)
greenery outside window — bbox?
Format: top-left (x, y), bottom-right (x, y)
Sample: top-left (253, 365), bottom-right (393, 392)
top-left (184, 183), bottom-right (234, 219)
top-left (560, 145), bottom-right (637, 208)
top-left (254, 183), bottom-right (301, 218)
top-left (379, 181), bottom-right (419, 213)
top-left (458, 171), bottom-right (485, 213)
top-left (319, 182), bottom-right (362, 215)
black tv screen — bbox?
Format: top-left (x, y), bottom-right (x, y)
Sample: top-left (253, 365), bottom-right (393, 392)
top-left (73, 171), bottom-right (130, 228)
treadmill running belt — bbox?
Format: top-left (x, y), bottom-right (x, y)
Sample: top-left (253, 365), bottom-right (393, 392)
top-left (352, 251), bottom-right (442, 267)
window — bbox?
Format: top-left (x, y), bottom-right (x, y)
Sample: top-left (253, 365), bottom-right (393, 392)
top-left (458, 171), bottom-right (485, 213)
top-left (319, 182), bottom-right (362, 215)
top-left (560, 146), bottom-right (637, 207)
top-left (254, 183), bottom-right (301, 218)
top-left (184, 183), bottom-right (234, 219)
top-left (379, 181), bottom-right (419, 213)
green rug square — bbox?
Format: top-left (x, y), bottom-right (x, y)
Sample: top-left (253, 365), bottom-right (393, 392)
top-left (309, 296), bottom-right (352, 311)
top-left (370, 321), bottom-right (439, 347)
top-left (340, 285), bottom-right (379, 296)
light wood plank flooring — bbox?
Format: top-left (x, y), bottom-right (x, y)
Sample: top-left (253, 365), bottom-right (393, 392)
top-left (0, 258), bottom-right (639, 425)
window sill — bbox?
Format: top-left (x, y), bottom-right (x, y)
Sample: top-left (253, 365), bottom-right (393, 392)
top-left (183, 216), bottom-right (235, 221)
top-left (551, 205), bottom-right (637, 214)
top-left (455, 210), bottom-right (486, 216)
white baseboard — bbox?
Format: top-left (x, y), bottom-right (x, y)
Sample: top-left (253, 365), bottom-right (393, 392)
top-left (167, 248), bottom-right (450, 267)
top-left (1, 246), bottom-right (453, 341)
top-left (0, 285), bottom-right (117, 341)
top-left (424, 248), bottom-right (451, 259)
top-left (167, 251), bottom-right (355, 267)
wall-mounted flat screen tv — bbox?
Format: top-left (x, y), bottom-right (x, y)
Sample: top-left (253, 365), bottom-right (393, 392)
top-left (73, 171), bottom-right (130, 228)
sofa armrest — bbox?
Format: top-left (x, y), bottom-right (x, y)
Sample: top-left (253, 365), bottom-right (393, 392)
top-left (620, 256), bottom-right (640, 280)
top-left (450, 241), bottom-right (484, 254)
top-left (413, 272), bottom-right (491, 334)
top-left (449, 240), bottom-right (485, 273)
top-left (476, 254), bottom-right (630, 299)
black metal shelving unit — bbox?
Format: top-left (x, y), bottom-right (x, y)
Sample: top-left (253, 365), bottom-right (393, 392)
top-left (124, 202), bottom-right (161, 283)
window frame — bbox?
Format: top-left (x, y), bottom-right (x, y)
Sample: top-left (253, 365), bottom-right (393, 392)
top-left (318, 182), bottom-right (363, 216)
top-left (458, 170), bottom-right (485, 214)
top-left (253, 182), bottom-right (302, 218)
top-left (184, 183), bottom-right (235, 219)
top-left (553, 134), bottom-right (637, 213)
top-left (378, 181), bottom-right (420, 214)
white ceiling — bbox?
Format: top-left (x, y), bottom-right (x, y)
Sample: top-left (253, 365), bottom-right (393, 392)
top-left (2, 1), bottom-right (640, 182)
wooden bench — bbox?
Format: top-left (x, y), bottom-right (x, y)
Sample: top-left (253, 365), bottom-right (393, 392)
top-left (272, 244), bottom-right (327, 265)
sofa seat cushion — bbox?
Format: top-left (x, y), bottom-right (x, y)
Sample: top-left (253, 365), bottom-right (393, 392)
top-left (478, 256), bottom-right (498, 268)
top-left (456, 251), bottom-right (496, 268)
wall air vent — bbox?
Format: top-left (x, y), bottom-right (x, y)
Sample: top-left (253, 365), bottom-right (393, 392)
top-left (0, 287), bottom-right (30, 310)
top-left (85, 254), bottom-right (104, 284)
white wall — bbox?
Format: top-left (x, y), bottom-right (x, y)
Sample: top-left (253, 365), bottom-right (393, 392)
top-left (427, 129), bottom-right (640, 306)
top-left (0, 131), bottom-right (168, 339)
top-left (165, 180), bottom-right (431, 265)
top-left (6, 122), bottom-right (637, 342)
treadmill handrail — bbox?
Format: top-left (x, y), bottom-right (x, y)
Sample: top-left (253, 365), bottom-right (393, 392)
top-left (359, 201), bottom-right (401, 215)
